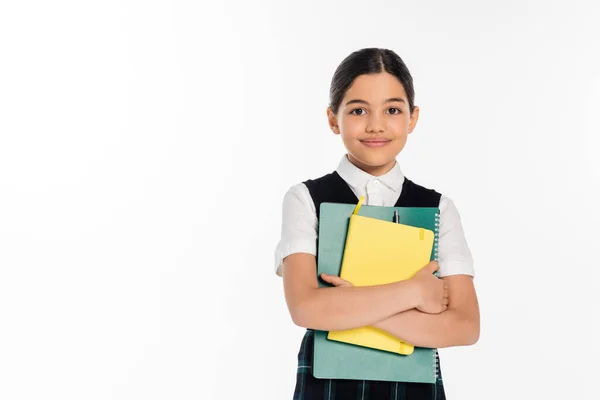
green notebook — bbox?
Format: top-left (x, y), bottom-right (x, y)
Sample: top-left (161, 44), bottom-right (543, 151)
top-left (313, 202), bottom-right (440, 383)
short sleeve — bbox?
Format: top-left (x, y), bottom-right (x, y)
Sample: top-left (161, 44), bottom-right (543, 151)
top-left (437, 195), bottom-right (475, 278)
top-left (274, 183), bottom-right (318, 277)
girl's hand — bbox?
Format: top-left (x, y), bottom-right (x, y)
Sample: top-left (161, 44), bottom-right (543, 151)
top-left (410, 261), bottom-right (449, 314)
top-left (321, 263), bottom-right (450, 315)
top-left (320, 273), bottom-right (354, 287)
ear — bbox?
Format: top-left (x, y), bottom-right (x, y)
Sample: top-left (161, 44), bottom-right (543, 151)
top-left (408, 105), bottom-right (420, 134)
top-left (327, 107), bottom-right (340, 135)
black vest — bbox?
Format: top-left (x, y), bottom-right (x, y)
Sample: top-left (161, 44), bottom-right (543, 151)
top-left (303, 171), bottom-right (441, 220)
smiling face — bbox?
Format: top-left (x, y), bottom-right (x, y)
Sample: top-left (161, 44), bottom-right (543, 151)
top-left (327, 72), bottom-right (420, 176)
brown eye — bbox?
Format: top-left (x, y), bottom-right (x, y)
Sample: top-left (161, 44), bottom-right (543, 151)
top-left (388, 107), bottom-right (402, 115)
top-left (350, 108), bottom-right (366, 116)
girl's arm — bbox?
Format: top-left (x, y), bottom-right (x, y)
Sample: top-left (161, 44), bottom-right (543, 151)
top-left (373, 274), bottom-right (480, 348)
top-left (282, 253), bottom-right (446, 331)
top-left (370, 196), bottom-right (479, 348)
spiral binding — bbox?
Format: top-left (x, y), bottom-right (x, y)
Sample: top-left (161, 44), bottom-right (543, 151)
top-left (432, 212), bottom-right (441, 380)
top-left (433, 212), bottom-right (440, 263)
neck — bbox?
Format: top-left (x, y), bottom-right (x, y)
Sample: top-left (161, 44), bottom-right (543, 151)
top-left (346, 154), bottom-right (396, 177)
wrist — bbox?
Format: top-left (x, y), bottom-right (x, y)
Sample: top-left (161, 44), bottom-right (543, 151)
top-left (396, 278), bottom-right (421, 310)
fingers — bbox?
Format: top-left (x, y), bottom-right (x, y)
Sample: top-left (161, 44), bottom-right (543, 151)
top-left (433, 287), bottom-right (450, 313)
top-left (320, 273), bottom-right (351, 287)
top-left (438, 295), bottom-right (449, 313)
top-left (418, 261), bottom-right (439, 274)
top-left (428, 261), bottom-right (440, 274)
top-left (443, 281), bottom-right (449, 308)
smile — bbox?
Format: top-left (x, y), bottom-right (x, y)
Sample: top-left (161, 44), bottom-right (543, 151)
top-left (360, 139), bottom-right (391, 148)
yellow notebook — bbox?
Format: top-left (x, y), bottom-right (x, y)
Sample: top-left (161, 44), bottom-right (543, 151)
top-left (326, 199), bottom-right (435, 355)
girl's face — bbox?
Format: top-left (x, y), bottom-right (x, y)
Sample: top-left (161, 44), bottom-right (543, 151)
top-left (327, 72), bottom-right (419, 176)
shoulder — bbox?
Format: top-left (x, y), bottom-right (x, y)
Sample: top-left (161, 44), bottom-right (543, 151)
top-left (438, 194), bottom-right (470, 245)
top-left (406, 178), bottom-right (442, 196)
top-left (284, 172), bottom-right (342, 209)
top-left (302, 171), bottom-right (341, 193)
top-left (439, 194), bottom-right (464, 219)
top-left (282, 170), bottom-right (339, 207)
top-left (402, 177), bottom-right (443, 207)
top-left (281, 181), bottom-right (315, 214)
top-left (405, 180), bottom-right (461, 216)
top-left (284, 181), bottom-right (311, 197)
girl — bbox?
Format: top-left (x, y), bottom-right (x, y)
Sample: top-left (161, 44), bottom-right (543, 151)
top-left (274, 48), bottom-right (480, 400)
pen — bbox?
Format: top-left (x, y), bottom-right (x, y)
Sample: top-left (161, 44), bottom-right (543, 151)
top-left (393, 210), bottom-right (399, 223)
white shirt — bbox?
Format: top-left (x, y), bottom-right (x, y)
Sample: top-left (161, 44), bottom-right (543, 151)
top-left (274, 155), bottom-right (474, 278)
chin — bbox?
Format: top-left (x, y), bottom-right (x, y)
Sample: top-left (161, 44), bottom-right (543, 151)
top-left (350, 152), bottom-right (396, 169)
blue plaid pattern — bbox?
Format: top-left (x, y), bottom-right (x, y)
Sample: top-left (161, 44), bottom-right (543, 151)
top-left (293, 330), bottom-right (446, 400)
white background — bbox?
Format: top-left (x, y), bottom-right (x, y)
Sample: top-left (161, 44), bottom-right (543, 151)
top-left (1, 1), bottom-right (599, 399)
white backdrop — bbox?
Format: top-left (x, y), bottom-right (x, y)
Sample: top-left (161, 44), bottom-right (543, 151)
top-left (1, 1), bottom-right (599, 399)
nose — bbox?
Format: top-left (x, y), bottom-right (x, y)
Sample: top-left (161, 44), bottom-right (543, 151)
top-left (366, 114), bottom-right (384, 133)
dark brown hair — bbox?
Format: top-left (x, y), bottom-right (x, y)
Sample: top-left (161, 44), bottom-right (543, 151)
top-left (329, 48), bottom-right (415, 115)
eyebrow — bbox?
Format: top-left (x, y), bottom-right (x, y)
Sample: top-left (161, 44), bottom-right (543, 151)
top-left (345, 98), bottom-right (406, 106)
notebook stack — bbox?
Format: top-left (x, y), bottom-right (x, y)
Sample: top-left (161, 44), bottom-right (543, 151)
top-left (313, 200), bottom-right (440, 383)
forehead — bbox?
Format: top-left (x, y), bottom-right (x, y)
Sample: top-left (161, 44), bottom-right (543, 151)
top-left (342, 72), bottom-right (407, 103)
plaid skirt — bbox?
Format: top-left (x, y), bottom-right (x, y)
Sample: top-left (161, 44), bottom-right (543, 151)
top-left (293, 330), bottom-right (446, 400)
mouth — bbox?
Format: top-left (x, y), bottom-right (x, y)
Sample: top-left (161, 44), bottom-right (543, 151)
top-left (360, 139), bottom-right (391, 148)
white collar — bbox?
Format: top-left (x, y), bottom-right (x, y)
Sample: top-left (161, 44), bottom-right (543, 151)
top-left (335, 154), bottom-right (404, 192)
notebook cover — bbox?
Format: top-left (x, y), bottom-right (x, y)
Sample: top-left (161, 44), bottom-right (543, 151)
top-left (313, 202), bottom-right (439, 383)
top-left (327, 215), bottom-right (434, 355)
